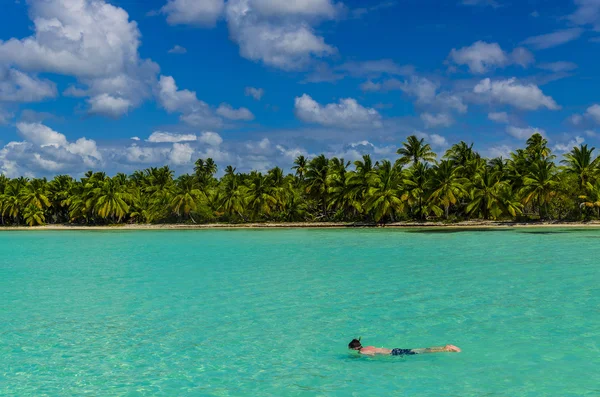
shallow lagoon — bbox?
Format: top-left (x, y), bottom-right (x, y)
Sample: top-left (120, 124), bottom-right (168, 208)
top-left (2, 229), bottom-right (600, 396)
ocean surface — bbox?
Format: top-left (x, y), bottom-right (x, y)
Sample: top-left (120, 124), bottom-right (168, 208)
top-left (1, 228), bottom-right (600, 396)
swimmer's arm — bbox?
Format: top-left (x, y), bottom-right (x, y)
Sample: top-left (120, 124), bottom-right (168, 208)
top-left (411, 345), bottom-right (461, 354)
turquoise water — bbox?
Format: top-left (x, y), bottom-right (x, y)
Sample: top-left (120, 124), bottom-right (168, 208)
top-left (1, 229), bottom-right (600, 396)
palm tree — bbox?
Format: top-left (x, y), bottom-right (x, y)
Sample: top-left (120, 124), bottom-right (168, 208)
top-left (1, 177), bottom-right (28, 224)
top-left (519, 159), bottom-right (559, 220)
top-left (23, 204), bottom-right (46, 226)
top-left (305, 155), bottom-right (329, 217)
top-left (366, 160), bottom-right (404, 222)
top-left (48, 175), bottom-right (74, 223)
top-left (525, 133), bottom-right (553, 162)
top-left (217, 173), bottom-right (247, 221)
top-left (93, 178), bottom-right (131, 222)
top-left (579, 181), bottom-right (600, 218)
top-left (444, 141), bottom-right (477, 167)
top-left (327, 157), bottom-right (355, 216)
top-left (170, 174), bottom-right (205, 222)
top-left (292, 155), bottom-right (308, 182)
top-left (561, 144), bottom-right (598, 190)
top-left (466, 167), bottom-right (520, 220)
top-left (246, 172), bottom-right (277, 219)
top-left (429, 160), bottom-right (468, 219)
top-left (397, 135), bottom-right (437, 166)
top-left (402, 162), bottom-right (432, 220)
top-left (20, 178), bottom-right (50, 210)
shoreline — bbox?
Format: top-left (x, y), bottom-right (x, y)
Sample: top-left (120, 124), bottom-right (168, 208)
top-left (2, 221), bottom-right (600, 230)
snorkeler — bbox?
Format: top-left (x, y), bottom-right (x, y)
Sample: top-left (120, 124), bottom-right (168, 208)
top-left (348, 338), bottom-right (461, 356)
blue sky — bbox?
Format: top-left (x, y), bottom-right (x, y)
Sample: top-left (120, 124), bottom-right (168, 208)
top-left (0, 0), bottom-right (599, 177)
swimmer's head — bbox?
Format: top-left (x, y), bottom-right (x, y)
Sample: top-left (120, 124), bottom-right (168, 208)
top-left (348, 339), bottom-right (362, 350)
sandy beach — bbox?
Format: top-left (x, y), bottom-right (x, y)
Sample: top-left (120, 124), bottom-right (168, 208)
top-left (2, 221), bottom-right (600, 230)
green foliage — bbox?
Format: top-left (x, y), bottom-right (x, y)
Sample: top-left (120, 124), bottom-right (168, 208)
top-left (1, 134), bottom-right (600, 226)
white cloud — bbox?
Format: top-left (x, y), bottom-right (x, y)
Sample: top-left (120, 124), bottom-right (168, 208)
top-left (15, 122), bottom-right (101, 161)
top-left (448, 42), bottom-right (508, 74)
top-left (506, 126), bottom-right (545, 140)
top-left (485, 144), bottom-right (513, 159)
top-left (168, 45), bottom-right (187, 54)
top-left (473, 78), bottom-right (560, 111)
top-left (447, 41), bottom-right (533, 73)
top-left (162, 0), bottom-right (225, 26)
top-left (569, 0), bottom-right (600, 31)
top-left (397, 77), bottom-right (468, 114)
top-left (294, 94), bottom-right (382, 128)
top-left (0, 0), bottom-right (159, 117)
top-left (87, 94), bottom-right (132, 118)
top-left (360, 80), bottom-right (382, 92)
top-left (131, 136), bottom-right (140, 141)
top-left (553, 136), bottom-right (585, 153)
top-left (586, 104), bottom-right (600, 123)
top-left (421, 112), bottom-right (454, 128)
top-left (415, 131), bottom-right (448, 148)
top-left (224, 0), bottom-right (336, 70)
top-left (157, 75), bottom-right (223, 128)
top-left (245, 86), bottom-right (264, 100)
top-left (1, 122), bottom-right (102, 176)
top-left (17, 122), bottom-right (68, 147)
top-left (147, 131), bottom-right (197, 143)
top-left (488, 112), bottom-right (509, 123)
top-left (537, 61), bottom-right (578, 72)
top-left (169, 142), bottom-right (195, 165)
top-left (0, 68), bottom-right (57, 102)
top-left (521, 28), bottom-right (584, 49)
top-left (0, 107), bottom-right (11, 124)
top-left (198, 131), bottom-right (224, 146)
top-left (570, 114), bottom-right (584, 125)
top-left (251, 0), bottom-right (342, 18)
top-left (338, 59), bottom-right (414, 77)
top-left (216, 103), bottom-right (255, 120)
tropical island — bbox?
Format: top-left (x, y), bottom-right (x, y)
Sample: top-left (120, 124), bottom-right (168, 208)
top-left (1, 133), bottom-right (599, 228)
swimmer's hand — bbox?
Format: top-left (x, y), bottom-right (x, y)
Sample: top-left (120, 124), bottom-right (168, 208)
top-left (444, 345), bottom-right (461, 353)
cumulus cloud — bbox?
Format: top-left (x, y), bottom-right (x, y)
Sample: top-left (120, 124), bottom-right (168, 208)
top-left (216, 103), bottom-right (255, 120)
top-left (0, 0), bottom-right (159, 117)
top-left (0, 68), bottom-right (57, 102)
top-left (415, 131), bottom-right (448, 148)
top-left (0, 122), bottom-right (102, 176)
top-left (338, 59), bottom-right (414, 77)
top-left (586, 104), bottom-right (600, 123)
top-left (448, 41), bottom-right (533, 73)
top-left (157, 75), bottom-right (223, 128)
top-left (168, 45), bottom-right (187, 54)
top-left (162, 0), bottom-right (225, 27)
top-left (87, 94), bottom-right (132, 118)
top-left (421, 112), bottom-right (454, 128)
top-left (198, 131), bottom-right (224, 146)
top-left (553, 136), bottom-right (585, 153)
top-left (569, 0), bottom-right (600, 31)
top-left (488, 112), bottom-right (509, 123)
top-left (473, 78), bottom-right (560, 111)
top-left (221, 0), bottom-right (338, 70)
top-left (506, 126), bottom-right (545, 140)
top-left (245, 86), bottom-right (264, 100)
top-left (146, 131), bottom-right (197, 143)
top-left (294, 94), bottom-right (382, 128)
top-left (521, 28), bottom-right (584, 49)
top-left (537, 61), bottom-right (578, 72)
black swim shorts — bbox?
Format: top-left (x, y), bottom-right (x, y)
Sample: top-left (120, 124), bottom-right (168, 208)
top-left (390, 348), bottom-right (417, 356)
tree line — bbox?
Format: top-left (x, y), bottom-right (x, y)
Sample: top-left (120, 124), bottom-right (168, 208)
top-left (1, 133), bottom-right (599, 226)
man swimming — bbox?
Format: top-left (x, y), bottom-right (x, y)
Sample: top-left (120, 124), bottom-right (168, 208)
top-left (348, 338), bottom-right (461, 356)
